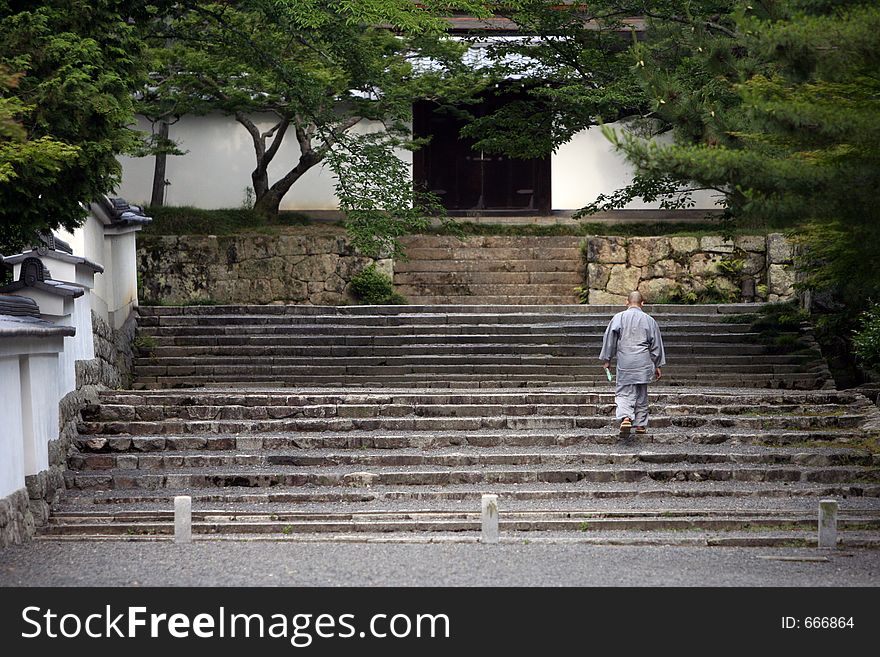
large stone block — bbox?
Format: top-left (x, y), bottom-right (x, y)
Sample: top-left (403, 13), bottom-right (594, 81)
top-left (628, 237), bottom-right (670, 267)
top-left (668, 236), bottom-right (700, 255)
top-left (700, 236), bottom-right (735, 254)
top-left (638, 277), bottom-right (677, 302)
top-left (735, 235), bottom-right (766, 252)
top-left (688, 253), bottom-right (723, 276)
top-left (646, 259), bottom-right (683, 279)
top-left (768, 263), bottom-right (795, 297)
top-left (588, 289), bottom-right (627, 305)
top-left (586, 237), bottom-right (627, 264)
top-left (587, 262), bottom-right (612, 289)
top-left (741, 251), bottom-right (766, 276)
top-left (606, 264), bottom-right (642, 296)
top-left (767, 233), bottom-right (793, 264)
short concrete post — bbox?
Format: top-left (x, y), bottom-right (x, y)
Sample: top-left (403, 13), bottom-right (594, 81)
top-left (481, 494), bottom-right (499, 544)
top-left (818, 499), bottom-right (838, 549)
top-left (174, 495), bottom-right (192, 544)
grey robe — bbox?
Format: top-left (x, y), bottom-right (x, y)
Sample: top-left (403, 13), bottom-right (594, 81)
top-left (599, 307), bottom-right (666, 385)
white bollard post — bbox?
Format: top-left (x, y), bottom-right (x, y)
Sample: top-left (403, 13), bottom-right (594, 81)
top-left (175, 495), bottom-right (192, 544)
top-left (481, 494), bottom-right (499, 544)
top-left (818, 499), bottom-right (838, 549)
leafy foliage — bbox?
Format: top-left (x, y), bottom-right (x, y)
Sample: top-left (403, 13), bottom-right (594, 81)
top-left (853, 304), bottom-right (880, 370)
top-left (140, 0), bottom-right (482, 224)
top-left (349, 263), bottom-right (406, 304)
top-left (0, 1), bottom-right (149, 255)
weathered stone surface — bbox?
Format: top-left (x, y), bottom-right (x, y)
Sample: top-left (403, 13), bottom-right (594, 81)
top-left (638, 277), bottom-right (677, 301)
top-left (628, 237), bottom-right (670, 267)
top-left (767, 233), bottom-right (793, 264)
top-left (741, 252), bottom-right (766, 276)
top-left (668, 237), bottom-right (700, 255)
top-left (688, 253), bottom-right (723, 276)
top-left (343, 472), bottom-right (379, 487)
top-left (700, 236), bottom-right (735, 254)
top-left (588, 289), bottom-right (627, 305)
top-left (586, 237), bottom-right (627, 264)
top-left (768, 263), bottom-right (795, 296)
top-left (606, 265), bottom-right (642, 296)
top-left (139, 227), bottom-right (391, 305)
top-left (0, 489), bottom-right (34, 547)
top-left (646, 259), bottom-right (683, 279)
top-left (586, 263), bottom-right (612, 289)
top-left (735, 235), bottom-right (765, 252)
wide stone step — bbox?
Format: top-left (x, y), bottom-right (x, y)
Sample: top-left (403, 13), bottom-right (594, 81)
top-left (64, 463), bottom-right (880, 491)
top-left (145, 345), bottom-right (814, 361)
top-left (132, 374), bottom-right (829, 390)
top-left (54, 481), bottom-right (880, 506)
top-left (131, 362), bottom-right (821, 377)
top-left (72, 428), bottom-right (864, 454)
top-left (140, 321), bottom-right (751, 334)
top-left (67, 448), bottom-right (876, 471)
top-left (399, 235), bottom-right (583, 248)
top-left (78, 411), bottom-right (866, 436)
top-left (34, 529), bottom-right (880, 548)
top-left (38, 512), bottom-right (880, 537)
top-left (398, 247), bottom-right (581, 262)
top-left (394, 258), bottom-right (583, 273)
top-left (95, 388), bottom-right (863, 406)
top-left (132, 361), bottom-right (817, 377)
top-left (88, 401), bottom-right (853, 422)
top-left (138, 303), bottom-right (763, 316)
top-left (394, 268), bottom-right (584, 284)
top-left (143, 332), bottom-right (767, 345)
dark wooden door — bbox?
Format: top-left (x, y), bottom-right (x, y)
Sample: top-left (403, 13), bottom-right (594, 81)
top-left (413, 94), bottom-right (551, 213)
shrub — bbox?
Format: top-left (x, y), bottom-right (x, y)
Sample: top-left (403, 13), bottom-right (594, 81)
top-left (853, 304), bottom-right (880, 369)
top-left (653, 280), bottom-right (738, 304)
top-left (350, 264), bottom-right (406, 305)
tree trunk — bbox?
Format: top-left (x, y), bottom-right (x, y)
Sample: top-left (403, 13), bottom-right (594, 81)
top-left (251, 167), bottom-right (269, 203)
top-left (150, 120), bottom-right (170, 207)
top-left (252, 189), bottom-right (284, 218)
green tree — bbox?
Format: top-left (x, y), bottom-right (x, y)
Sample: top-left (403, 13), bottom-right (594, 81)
top-left (141, 1), bottom-right (482, 255)
top-left (0, 0), bottom-right (150, 256)
top-left (605, 2), bottom-right (880, 313)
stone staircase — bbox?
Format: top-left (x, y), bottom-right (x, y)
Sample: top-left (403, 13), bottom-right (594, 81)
top-left (42, 303), bottom-right (880, 546)
top-left (130, 303), bottom-right (831, 389)
top-left (393, 235), bottom-right (583, 304)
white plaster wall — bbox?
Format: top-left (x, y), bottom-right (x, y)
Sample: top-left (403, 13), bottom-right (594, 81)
top-left (116, 114), bottom-right (408, 211)
top-left (0, 357), bottom-right (25, 499)
top-left (118, 113), bottom-right (723, 212)
top-left (107, 231), bottom-right (138, 329)
top-left (55, 294), bottom-right (95, 396)
top-left (551, 122), bottom-right (723, 211)
top-left (19, 353), bottom-right (58, 475)
top-left (58, 215), bottom-right (109, 324)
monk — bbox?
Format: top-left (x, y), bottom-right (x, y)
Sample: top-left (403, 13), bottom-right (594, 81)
top-left (599, 291), bottom-right (666, 435)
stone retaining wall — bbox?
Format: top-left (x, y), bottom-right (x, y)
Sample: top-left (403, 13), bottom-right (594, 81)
top-left (0, 489), bottom-right (33, 547)
top-left (583, 234), bottom-right (795, 304)
top-left (138, 229), bottom-right (391, 305)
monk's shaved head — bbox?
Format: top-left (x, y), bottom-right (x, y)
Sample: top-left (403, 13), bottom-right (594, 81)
top-left (627, 291), bottom-right (644, 306)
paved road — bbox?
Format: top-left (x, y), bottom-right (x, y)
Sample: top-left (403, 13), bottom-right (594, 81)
top-left (2, 541), bottom-right (879, 586)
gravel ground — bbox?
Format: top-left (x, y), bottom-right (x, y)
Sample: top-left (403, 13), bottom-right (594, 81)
top-left (2, 541), bottom-right (880, 586)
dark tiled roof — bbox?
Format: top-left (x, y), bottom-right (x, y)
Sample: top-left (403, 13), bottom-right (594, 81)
top-left (37, 231), bottom-right (73, 255)
top-left (95, 196), bottom-right (153, 227)
top-left (0, 314), bottom-right (76, 338)
top-left (0, 257), bottom-right (84, 299)
top-left (0, 294), bottom-right (39, 318)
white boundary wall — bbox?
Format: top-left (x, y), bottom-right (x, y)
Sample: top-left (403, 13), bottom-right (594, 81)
top-left (0, 207), bottom-right (145, 544)
top-left (116, 114), bottom-right (721, 212)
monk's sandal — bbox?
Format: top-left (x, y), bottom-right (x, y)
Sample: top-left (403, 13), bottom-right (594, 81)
top-left (634, 426), bottom-right (647, 435)
top-left (619, 418), bottom-right (632, 435)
